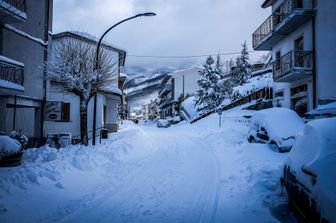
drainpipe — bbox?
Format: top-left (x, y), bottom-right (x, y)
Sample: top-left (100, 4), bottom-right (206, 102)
top-left (41, 0), bottom-right (51, 144)
top-left (13, 94), bottom-right (17, 130)
top-left (312, 12), bottom-right (317, 109)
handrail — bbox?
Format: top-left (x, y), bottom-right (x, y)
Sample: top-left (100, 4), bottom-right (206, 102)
top-left (273, 50), bottom-right (312, 80)
top-left (0, 60), bottom-right (24, 85)
top-left (190, 87), bottom-right (273, 124)
top-left (253, 0), bottom-right (315, 48)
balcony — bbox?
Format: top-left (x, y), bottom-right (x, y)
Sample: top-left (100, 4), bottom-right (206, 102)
top-left (273, 50), bottom-right (312, 82)
top-left (158, 84), bottom-right (172, 97)
top-left (0, 55), bottom-right (24, 91)
top-left (0, 0), bottom-right (27, 23)
top-left (253, 0), bottom-right (315, 50)
top-left (158, 97), bottom-right (173, 109)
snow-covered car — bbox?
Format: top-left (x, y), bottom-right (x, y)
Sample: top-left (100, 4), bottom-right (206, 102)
top-left (281, 118), bottom-right (336, 223)
top-left (247, 108), bottom-right (304, 152)
top-left (157, 119), bottom-right (170, 128)
top-left (304, 102), bottom-right (336, 122)
top-left (0, 135), bottom-right (22, 160)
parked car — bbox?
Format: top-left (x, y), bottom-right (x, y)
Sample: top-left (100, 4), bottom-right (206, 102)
top-left (0, 135), bottom-right (23, 165)
top-left (304, 102), bottom-right (336, 123)
top-left (247, 108), bottom-right (304, 152)
top-left (281, 118), bottom-right (336, 223)
top-left (157, 119), bottom-right (170, 128)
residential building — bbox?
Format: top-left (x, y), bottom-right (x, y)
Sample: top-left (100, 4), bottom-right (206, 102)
top-left (158, 75), bottom-right (174, 118)
top-left (158, 67), bottom-right (201, 118)
top-left (0, 0), bottom-right (53, 147)
top-left (44, 32), bottom-right (126, 140)
top-left (253, 0), bottom-right (336, 116)
top-left (148, 98), bottom-right (159, 120)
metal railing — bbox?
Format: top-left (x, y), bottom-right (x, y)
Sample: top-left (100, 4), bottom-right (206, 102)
top-left (273, 50), bottom-right (312, 80)
top-left (0, 60), bottom-right (24, 85)
top-left (2, 0), bottom-right (26, 12)
top-left (253, 0), bottom-right (315, 48)
top-left (190, 87), bottom-right (273, 124)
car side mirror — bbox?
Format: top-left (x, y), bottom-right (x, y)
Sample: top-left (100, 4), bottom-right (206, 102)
top-left (301, 165), bottom-right (317, 185)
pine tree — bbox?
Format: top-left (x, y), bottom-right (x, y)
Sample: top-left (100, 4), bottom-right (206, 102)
top-left (194, 55), bottom-right (228, 114)
top-left (194, 56), bottom-right (218, 113)
top-left (230, 41), bottom-right (251, 87)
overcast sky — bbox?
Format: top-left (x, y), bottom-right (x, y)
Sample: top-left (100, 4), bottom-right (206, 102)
top-left (53, 0), bottom-right (271, 68)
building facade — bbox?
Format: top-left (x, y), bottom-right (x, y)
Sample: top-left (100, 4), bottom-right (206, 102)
top-left (44, 32), bottom-right (126, 140)
top-left (0, 0), bottom-right (53, 146)
top-left (253, 0), bottom-right (336, 116)
top-left (158, 67), bottom-right (201, 118)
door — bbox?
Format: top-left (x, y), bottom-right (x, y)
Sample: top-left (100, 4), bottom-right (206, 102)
top-left (103, 105), bottom-right (107, 128)
top-left (294, 36), bottom-right (304, 67)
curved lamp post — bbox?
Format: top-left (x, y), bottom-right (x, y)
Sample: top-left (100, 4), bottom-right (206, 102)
top-left (93, 12), bottom-right (156, 145)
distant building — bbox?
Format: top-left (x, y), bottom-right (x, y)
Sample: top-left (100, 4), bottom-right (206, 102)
top-left (44, 31), bottom-right (126, 140)
top-left (158, 67), bottom-right (201, 118)
top-left (148, 98), bottom-right (160, 120)
top-left (0, 0), bottom-right (53, 147)
top-left (253, 0), bottom-right (336, 116)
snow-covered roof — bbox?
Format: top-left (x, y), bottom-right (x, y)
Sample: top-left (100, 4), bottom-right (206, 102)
top-left (52, 31), bottom-right (127, 66)
top-left (170, 67), bottom-right (201, 78)
top-left (261, 0), bottom-right (275, 8)
top-left (100, 86), bottom-right (122, 96)
top-left (232, 72), bottom-right (273, 98)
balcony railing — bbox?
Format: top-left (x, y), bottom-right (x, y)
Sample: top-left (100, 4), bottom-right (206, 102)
top-left (273, 50), bottom-right (312, 80)
top-left (2, 0), bottom-right (26, 12)
top-left (0, 59), bottom-right (24, 86)
top-left (253, 0), bottom-right (315, 49)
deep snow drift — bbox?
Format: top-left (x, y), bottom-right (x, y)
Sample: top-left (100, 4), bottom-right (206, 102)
top-left (0, 108), bottom-right (298, 223)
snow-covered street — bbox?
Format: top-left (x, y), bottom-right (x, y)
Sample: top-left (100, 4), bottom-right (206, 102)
top-left (0, 109), bottom-right (299, 223)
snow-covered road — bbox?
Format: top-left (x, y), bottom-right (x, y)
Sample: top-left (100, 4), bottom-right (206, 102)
top-left (61, 128), bottom-right (221, 223)
top-left (0, 109), bottom-right (300, 223)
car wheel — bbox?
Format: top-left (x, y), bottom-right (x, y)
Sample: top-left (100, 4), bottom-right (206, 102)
top-left (248, 136), bottom-right (256, 143)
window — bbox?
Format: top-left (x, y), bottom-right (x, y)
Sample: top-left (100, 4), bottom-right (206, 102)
top-left (291, 84), bottom-right (307, 96)
top-left (275, 50), bottom-right (281, 70)
top-left (60, 102), bottom-right (70, 122)
top-left (275, 91), bottom-right (284, 98)
top-left (45, 101), bottom-right (70, 122)
top-left (294, 36), bottom-right (304, 51)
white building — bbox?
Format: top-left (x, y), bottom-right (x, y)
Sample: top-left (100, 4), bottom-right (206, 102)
top-left (44, 32), bottom-right (126, 141)
top-left (253, 0), bottom-right (336, 116)
top-left (158, 67), bottom-right (201, 118)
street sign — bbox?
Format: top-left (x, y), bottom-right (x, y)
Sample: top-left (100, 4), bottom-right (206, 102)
top-left (217, 108), bottom-right (223, 128)
top-left (217, 108), bottom-right (223, 115)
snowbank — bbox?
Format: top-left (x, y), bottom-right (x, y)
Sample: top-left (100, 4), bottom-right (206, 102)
top-left (181, 96), bottom-right (199, 121)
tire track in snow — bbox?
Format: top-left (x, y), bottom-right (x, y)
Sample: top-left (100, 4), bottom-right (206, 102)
top-left (56, 128), bottom-right (221, 223)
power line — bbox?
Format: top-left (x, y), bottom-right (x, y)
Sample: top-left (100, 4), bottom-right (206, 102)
top-left (127, 51), bottom-right (258, 59)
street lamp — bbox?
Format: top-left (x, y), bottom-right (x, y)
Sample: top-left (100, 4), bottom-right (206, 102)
top-left (92, 12), bottom-right (156, 145)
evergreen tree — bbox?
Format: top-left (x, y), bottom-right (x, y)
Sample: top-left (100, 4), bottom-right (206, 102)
top-left (194, 56), bottom-right (221, 113)
top-left (230, 41), bottom-right (251, 87)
